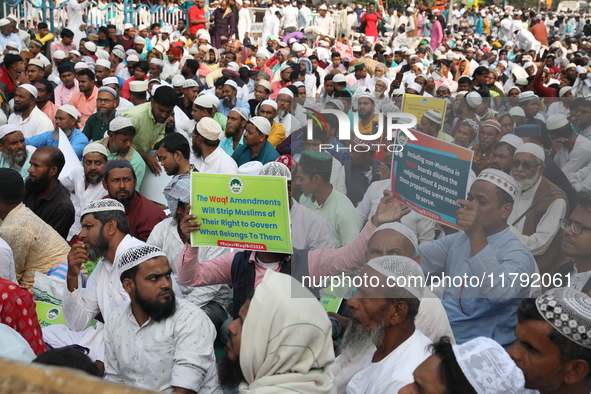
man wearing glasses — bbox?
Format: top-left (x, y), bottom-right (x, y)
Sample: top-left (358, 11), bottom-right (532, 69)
top-left (509, 143), bottom-right (567, 275)
top-left (558, 192), bottom-right (591, 294)
top-left (573, 97), bottom-right (591, 140)
top-left (82, 86), bottom-right (119, 142)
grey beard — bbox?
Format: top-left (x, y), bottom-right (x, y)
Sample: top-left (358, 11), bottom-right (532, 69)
top-left (52, 127), bottom-right (73, 140)
top-left (338, 321), bottom-right (385, 365)
top-left (514, 171), bottom-right (540, 192)
top-left (4, 149), bottom-right (27, 169)
top-left (96, 109), bottom-right (115, 124)
top-left (224, 96), bottom-right (237, 108)
top-left (277, 110), bottom-right (288, 120)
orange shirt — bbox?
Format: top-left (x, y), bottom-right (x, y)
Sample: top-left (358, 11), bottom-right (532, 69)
top-left (40, 100), bottom-right (58, 129)
top-left (68, 86), bottom-right (98, 128)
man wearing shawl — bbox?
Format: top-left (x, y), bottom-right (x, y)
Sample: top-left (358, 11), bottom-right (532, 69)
top-left (218, 269), bottom-right (335, 393)
top-left (211, 0), bottom-right (236, 49)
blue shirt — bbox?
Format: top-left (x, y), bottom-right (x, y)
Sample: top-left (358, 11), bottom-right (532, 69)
top-left (219, 135), bottom-right (244, 156)
top-left (418, 226), bottom-right (535, 347)
top-left (215, 98), bottom-right (250, 117)
top-left (231, 140), bottom-right (279, 167)
top-left (25, 129), bottom-right (89, 160)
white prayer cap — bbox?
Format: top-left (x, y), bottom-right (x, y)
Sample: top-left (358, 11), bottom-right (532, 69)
top-left (566, 63), bottom-right (577, 70)
top-left (98, 86), bottom-right (118, 99)
top-left (325, 99), bottom-right (344, 112)
top-left (102, 77), bottom-right (119, 86)
top-left (117, 244), bottom-right (167, 277)
top-left (523, 61), bottom-right (535, 69)
top-left (196, 117), bottom-right (223, 141)
top-left (138, 24), bottom-right (148, 31)
top-left (210, 95), bottom-right (220, 108)
top-left (29, 59), bottom-right (45, 69)
top-left (518, 91), bottom-right (539, 103)
top-left (224, 79), bottom-right (238, 90)
top-left (19, 84), bottom-right (38, 99)
top-left (292, 43), bottom-right (305, 52)
top-left (227, 62), bottom-right (240, 72)
top-left (238, 161), bottom-right (263, 175)
top-left (465, 91), bottom-right (483, 110)
top-left (249, 116), bottom-right (271, 136)
top-left (559, 86), bottom-right (572, 97)
top-left (96, 49), bottom-right (110, 60)
top-left (6, 13), bottom-right (17, 21)
top-left (261, 99), bottom-right (278, 111)
top-left (84, 41), bottom-right (97, 53)
top-left (371, 222), bottom-right (419, 255)
top-left (69, 50), bottom-right (81, 57)
top-left (333, 74), bottom-right (346, 84)
top-left (499, 60), bottom-right (508, 68)
top-left (74, 62), bottom-right (89, 70)
top-left (81, 199), bottom-right (125, 217)
top-left (476, 169), bottom-right (519, 201)
top-left (423, 110), bottom-right (442, 125)
top-left (112, 49), bottom-right (126, 60)
top-left (113, 44), bottom-right (125, 53)
top-left (366, 255), bottom-right (425, 299)
top-left (127, 54), bottom-right (140, 62)
top-left (499, 134), bottom-right (523, 150)
top-left (124, 23), bottom-right (134, 31)
top-left (110, 117), bottom-right (134, 132)
top-left (259, 161), bottom-right (291, 181)
top-left (546, 114), bottom-right (570, 131)
top-left (54, 50), bottom-right (66, 60)
top-left (406, 82), bottom-right (422, 93)
top-left (0, 124), bottom-right (20, 140)
top-left (536, 287), bottom-right (591, 348)
top-left (183, 79), bottom-right (199, 89)
top-left (194, 94), bottom-right (214, 108)
top-left (255, 50), bottom-right (270, 59)
top-left (4, 41), bottom-right (17, 50)
top-left (134, 36), bottom-right (146, 45)
top-left (515, 142), bottom-right (545, 162)
top-left (129, 80), bottom-right (147, 92)
top-left (230, 107), bottom-right (249, 122)
top-left (278, 87), bottom-right (293, 97)
top-left (509, 106), bottom-right (526, 118)
top-left (453, 337), bottom-right (526, 393)
top-left (150, 58), bottom-right (164, 67)
top-left (96, 59), bottom-right (111, 69)
top-left (352, 45), bottom-right (362, 52)
top-left (58, 104), bottom-right (79, 120)
top-left (0, 19), bottom-right (10, 27)
top-left (319, 4), bottom-right (327, 9)
top-left (169, 75), bottom-right (185, 88)
top-left (515, 78), bottom-right (529, 86)
top-left (83, 142), bottom-right (108, 158)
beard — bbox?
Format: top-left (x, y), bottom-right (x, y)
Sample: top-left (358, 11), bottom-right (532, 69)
top-left (338, 321), bottom-right (385, 365)
top-left (277, 110), bottom-right (288, 120)
top-left (85, 171), bottom-right (104, 186)
top-left (223, 96), bottom-right (237, 108)
top-left (3, 147), bottom-right (27, 169)
top-left (217, 353), bottom-right (246, 390)
top-left (96, 109), bottom-right (115, 124)
top-left (13, 101), bottom-right (32, 115)
top-left (135, 286), bottom-right (176, 322)
top-left (373, 90), bottom-right (384, 98)
top-left (192, 140), bottom-right (203, 159)
top-left (225, 124), bottom-right (239, 138)
top-left (165, 122), bottom-right (175, 134)
top-left (88, 225), bottom-right (110, 262)
top-left (115, 190), bottom-right (135, 207)
top-left (25, 170), bottom-right (51, 195)
top-left (513, 171), bottom-right (540, 192)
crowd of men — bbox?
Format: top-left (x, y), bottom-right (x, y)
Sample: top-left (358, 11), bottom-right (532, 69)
top-left (2, 0), bottom-right (591, 393)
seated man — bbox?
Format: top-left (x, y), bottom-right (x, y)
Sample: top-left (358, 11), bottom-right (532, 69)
top-left (61, 143), bottom-right (108, 241)
top-left (400, 336), bottom-right (526, 394)
top-left (23, 146), bottom-right (75, 239)
top-left (0, 168), bottom-right (69, 289)
top-left (105, 245), bottom-right (220, 393)
top-left (231, 116), bottom-right (279, 166)
top-left (102, 159), bottom-right (166, 242)
top-left (346, 255), bottom-right (432, 393)
top-left (419, 169), bottom-right (536, 347)
top-left (82, 86), bottom-right (119, 142)
top-left (98, 117), bottom-right (146, 190)
top-left (218, 270), bottom-right (335, 392)
top-left (508, 288), bottom-right (591, 394)
top-left (0, 124), bottom-right (34, 179)
top-left (25, 104), bottom-right (89, 160)
top-left (191, 117), bottom-right (238, 174)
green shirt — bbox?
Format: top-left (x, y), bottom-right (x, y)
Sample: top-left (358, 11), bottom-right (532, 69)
top-left (214, 112), bottom-right (227, 130)
top-left (82, 112), bottom-right (115, 142)
top-left (299, 188), bottom-right (359, 248)
top-left (122, 103), bottom-right (165, 154)
top-left (437, 130), bottom-right (455, 143)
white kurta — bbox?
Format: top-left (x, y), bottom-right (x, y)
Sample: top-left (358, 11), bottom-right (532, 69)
top-left (260, 14), bottom-right (280, 47)
top-left (507, 177), bottom-right (567, 256)
top-left (190, 146), bottom-right (238, 174)
top-left (60, 166), bottom-right (107, 241)
top-left (314, 15), bottom-right (335, 38)
top-left (238, 7), bottom-right (252, 42)
top-left (283, 5), bottom-right (298, 29)
top-left (554, 135), bottom-right (591, 177)
top-left (104, 299), bottom-right (221, 394)
top-left (66, 0), bottom-right (89, 47)
top-left (8, 106), bottom-right (54, 138)
top-left (346, 329), bottom-right (432, 394)
top-left (290, 199), bottom-right (334, 251)
top-left (276, 112), bottom-right (305, 138)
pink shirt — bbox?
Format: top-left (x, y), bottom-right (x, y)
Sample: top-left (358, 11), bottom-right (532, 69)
top-left (177, 218), bottom-right (377, 288)
top-left (55, 79), bottom-right (79, 107)
top-left (68, 86), bottom-right (98, 128)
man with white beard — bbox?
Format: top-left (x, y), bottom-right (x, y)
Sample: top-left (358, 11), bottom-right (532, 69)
top-left (344, 255), bottom-right (432, 394)
top-left (509, 143), bottom-right (567, 275)
top-left (0, 124), bottom-right (34, 178)
top-left (275, 88), bottom-right (305, 138)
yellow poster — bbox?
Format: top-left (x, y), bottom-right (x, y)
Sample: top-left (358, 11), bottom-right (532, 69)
top-left (401, 94), bottom-right (448, 132)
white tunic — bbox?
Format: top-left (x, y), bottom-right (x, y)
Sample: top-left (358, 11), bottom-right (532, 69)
top-left (260, 14), bottom-right (281, 47)
top-left (346, 329), bottom-right (432, 394)
top-left (554, 135), bottom-right (591, 177)
top-left (8, 106), bottom-right (54, 138)
top-left (314, 15), bottom-right (335, 38)
top-left (190, 146), bottom-right (238, 174)
top-left (290, 199), bottom-right (334, 251)
top-left (237, 7), bottom-right (252, 42)
top-left (60, 166), bottom-right (107, 241)
top-left (66, 0), bottom-right (89, 47)
top-left (104, 298), bottom-right (221, 394)
top-left (282, 4), bottom-right (299, 29)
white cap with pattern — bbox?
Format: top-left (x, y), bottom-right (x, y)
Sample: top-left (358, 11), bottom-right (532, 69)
top-left (366, 255), bottom-right (425, 299)
top-left (81, 199), bottom-right (125, 217)
top-left (117, 244), bottom-right (167, 276)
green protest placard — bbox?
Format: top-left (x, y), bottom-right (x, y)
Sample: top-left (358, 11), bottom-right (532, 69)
top-left (190, 173), bottom-right (292, 253)
top-left (319, 288), bottom-right (343, 313)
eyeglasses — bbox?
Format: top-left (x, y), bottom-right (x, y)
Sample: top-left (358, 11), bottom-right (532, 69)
top-left (560, 218), bottom-right (591, 234)
top-left (510, 160), bottom-right (540, 171)
top-left (96, 98), bottom-right (115, 104)
top-left (437, 90), bottom-right (450, 94)
top-left (276, 98), bottom-right (291, 103)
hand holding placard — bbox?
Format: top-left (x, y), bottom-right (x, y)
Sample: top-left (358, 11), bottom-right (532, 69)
top-left (180, 204), bottom-right (201, 241)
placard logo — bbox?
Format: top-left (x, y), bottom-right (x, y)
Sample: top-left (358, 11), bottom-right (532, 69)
top-left (46, 307), bottom-right (60, 321)
top-left (228, 177), bottom-right (244, 194)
